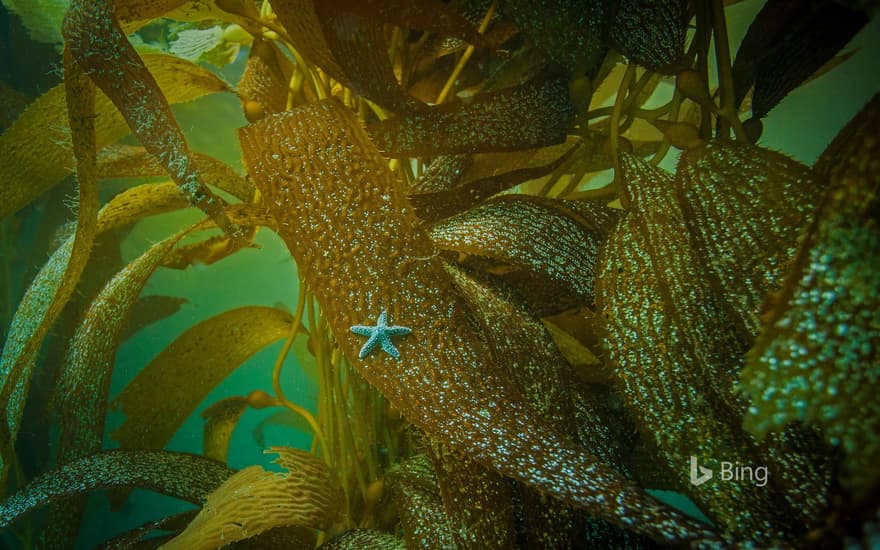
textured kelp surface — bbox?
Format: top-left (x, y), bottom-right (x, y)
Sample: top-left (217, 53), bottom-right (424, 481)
top-left (0, 0), bottom-right (877, 547)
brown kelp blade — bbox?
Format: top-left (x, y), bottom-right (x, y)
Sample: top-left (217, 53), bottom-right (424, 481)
top-left (121, 295), bottom-right (189, 342)
top-left (410, 140), bottom-right (581, 222)
top-left (0, 54), bottom-right (231, 220)
top-left (732, 0), bottom-right (867, 117)
top-left (674, 141), bottom-right (823, 345)
top-left (320, 530), bottom-right (406, 549)
top-left (97, 145), bottom-right (255, 203)
top-left (0, 50), bottom-right (99, 488)
top-left (499, 0), bottom-right (608, 75)
top-left (426, 440), bottom-right (517, 548)
top-left (387, 454), bottom-right (455, 549)
top-left (201, 397), bottom-right (250, 463)
top-left (111, 307), bottom-right (295, 453)
top-left (740, 95), bottom-right (880, 498)
top-left (63, 0), bottom-right (239, 238)
top-left (163, 447), bottom-right (341, 550)
top-left (607, 0), bottom-right (688, 72)
top-left (95, 510), bottom-right (199, 550)
top-left (271, 0), bottom-right (418, 113)
top-left (429, 195), bottom-right (600, 306)
top-left (369, 76), bottom-right (574, 156)
top-left (0, 449), bottom-right (234, 527)
top-left (48, 225), bottom-right (199, 546)
top-left (239, 100), bottom-right (720, 545)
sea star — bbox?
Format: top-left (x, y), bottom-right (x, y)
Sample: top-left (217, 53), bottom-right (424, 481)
top-left (350, 310), bottom-right (412, 359)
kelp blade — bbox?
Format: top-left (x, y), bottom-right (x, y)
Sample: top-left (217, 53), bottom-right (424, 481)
top-left (163, 447), bottom-right (340, 550)
top-left (0, 54), bottom-right (230, 220)
top-left (0, 50), bottom-right (99, 488)
top-left (239, 99), bottom-right (720, 545)
top-left (0, 449), bottom-right (233, 527)
top-left (63, 0), bottom-right (239, 237)
top-left (111, 306), bottom-right (294, 452)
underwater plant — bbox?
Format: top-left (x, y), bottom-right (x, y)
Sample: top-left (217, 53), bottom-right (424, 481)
top-left (0, 0), bottom-right (878, 548)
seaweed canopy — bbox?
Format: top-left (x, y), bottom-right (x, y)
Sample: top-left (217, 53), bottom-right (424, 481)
top-left (0, 0), bottom-right (877, 548)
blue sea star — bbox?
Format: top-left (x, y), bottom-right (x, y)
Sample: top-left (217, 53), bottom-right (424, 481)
top-left (350, 310), bottom-right (412, 359)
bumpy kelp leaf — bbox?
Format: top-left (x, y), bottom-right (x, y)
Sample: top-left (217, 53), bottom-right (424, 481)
top-left (597, 155), bottom-right (827, 543)
top-left (0, 50), bottom-right (99, 487)
top-left (369, 76), bottom-right (574, 156)
top-left (320, 530), bottom-right (406, 549)
top-left (675, 141), bottom-right (823, 345)
top-left (239, 100), bottom-right (720, 545)
top-left (0, 449), bottom-right (233, 527)
top-left (410, 141), bottom-right (581, 222)
top-left (607, 0), bottom-right (687, 72)
top-left (429, 195), bottom-right (600, 305)
top-left (409, 154), bottom-right (472, 194)
top-left (427, 441), bottom-right (517, 549)
top-left (331, 0), bottom-right (489, 50)
top-left (0, 54), bottom-right (230, 220)
top-left (201, 396), bottom-right (249, 463)
top-left (163, 447), bottom-right (340, 550)
top-left (388, 454), bottom-right (455, 549)
top-left (239, 38), bottom-right (295, 121)
top-left (740, 95), bottom-right (880, 496)
top-left (111, 307), bottom-right (294, 453)
top-left (446, 263), bottom-right (635, 547)
top-left (500, 0), bottom-right (608, 75)
top-left (97, 145), bottom-right (255, 202)
top-left (63, 0), bottom-right (239, 237)
top-left (121, 295), bottom-right (188, 341)
top-left (732, 0), bottom-right (867, 117)
top-left (271, 0), bottom-right (417, 113)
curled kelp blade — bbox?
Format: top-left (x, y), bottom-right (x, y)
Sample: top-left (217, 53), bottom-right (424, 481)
top-left (740, 95), bottom-right (880, 499)
top-left (674, 141), bottom-right (823, 346)
top-left (732, 0), bottom-right (868, 117)
top-left (163, 447), bottom-right (341, 550)
top-left (161, 233), bottom-right (260, 270)
top-left (598, 155), bottom-right (830, 543)
top-left (0, 53), bottom-right (230, 220)
top-left (499, 0), bottom-right (608, 76)
top-left (607, 0), bottom-right (688, 72)
top-left (111, 306), bottom-right (295, 453)
top-left (0, 449), bottom-right (234, 527)
top-left (429, 195), bottom-right (600, 306)
top-left (97, 145), bottom-right (255, 202)
top-left (426, 441), bottom-right (517, 548)
top-left (48, 225), bottom-right (198, 546)
top-left (368, 76), bottom-right (574, 156)
top-left (410, 140), bottom-right (581, 222)
top-left (201, 396), bottom-right (249, 463)
top-left (252, 409), bottom-right (313, 448)
top-left (387, 454), bottom-right (455, 549)
top-left (409, 155), bottom-right (472, 194)
top-left (96, 510), bottom-right (199, 550)
top-left (0, 50), bottom-right (99, 488)
top-left (239, 100), bottom-right (720, 545)
top-left (271, 0), bottom-right (418, 113)
top-left (63, 0), bottom-right (239, 238)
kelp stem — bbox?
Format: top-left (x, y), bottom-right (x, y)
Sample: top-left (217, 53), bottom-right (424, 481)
top-left (271, 283), bottom-right (328, 457)
top-left (435, 0), bottom-right (498, 104)
top-left (711, 0), bottom-right (747, 140)
top-left (610, 62), bottom-right (635, 184)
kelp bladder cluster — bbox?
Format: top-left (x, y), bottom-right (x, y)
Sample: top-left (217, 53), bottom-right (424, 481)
top-left (0, 0), bottom-right (878, 548)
